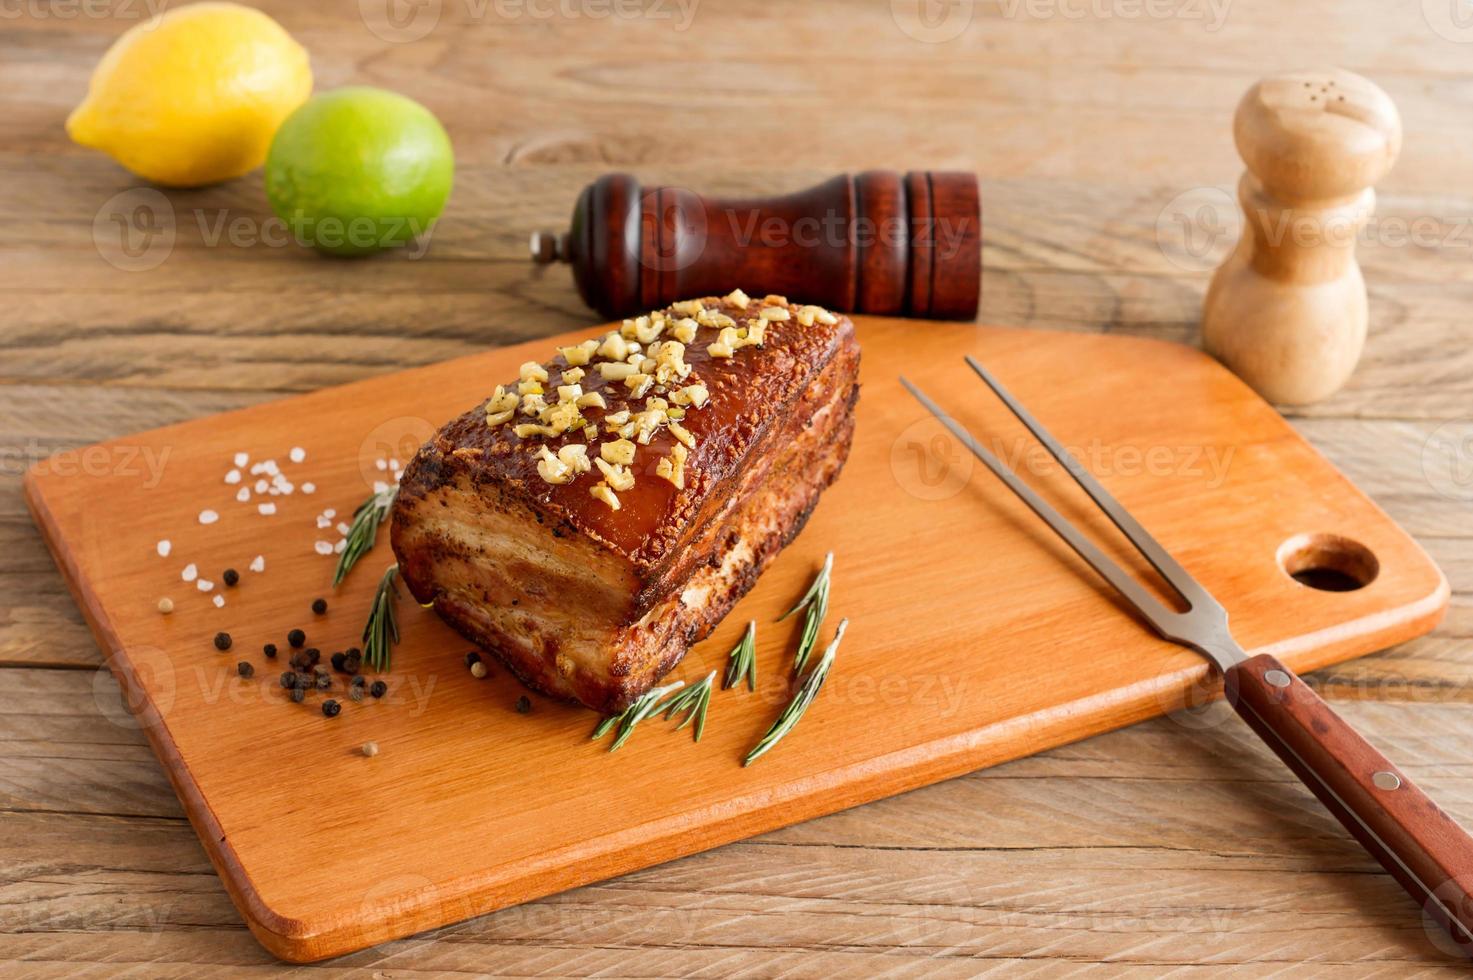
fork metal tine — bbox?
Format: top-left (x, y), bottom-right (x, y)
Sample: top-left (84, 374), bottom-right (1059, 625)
top-left (898, 376), bottom-right (1179, 634)
top-left (962, 354), bottom-right (1224, 618)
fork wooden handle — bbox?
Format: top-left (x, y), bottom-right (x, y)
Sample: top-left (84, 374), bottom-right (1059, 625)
top-left (1225, 654), bottom-right (1473, 953)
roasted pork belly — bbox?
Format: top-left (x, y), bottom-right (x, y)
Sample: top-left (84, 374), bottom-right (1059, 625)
top-left (390, 293), bottom-right (860, 713)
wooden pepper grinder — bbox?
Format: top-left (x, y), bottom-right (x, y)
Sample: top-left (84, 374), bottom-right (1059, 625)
top-left (1203, 69), bottom-right (1401, 404)
top-left (531, 171), bottom-right (981, 320)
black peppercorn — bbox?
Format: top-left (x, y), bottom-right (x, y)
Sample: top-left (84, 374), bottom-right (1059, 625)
top-left (342, 650), bottom-right (362, 675)
top-left (349, 686), bottom-right (364, 703)
top-left (292, 672), bottom-right (311, 689)
top-left (370, 680), bottom-right (387, 699)
top-left (223, 568), bottom-right (239, 587)
top-left (313, 663), bottom-right (330, 677)
top-left (263, 643), bottom-right (278, 659)
top-left (279, 671), bottom-right (295, 689)
top-left (289, 650), bottom-right (311, 671)
top-left (237, 662), bottom-right (253, 678)
top-left (305, 648), bottom-right (321, 667)
top-left (287, 628), bottom-right (306, 649)
top-left (213, 632), bottom-right (232, 651)
top-left (322, 699), bottom-right (341, 718)
top-left (351, 674), bottom-right (366, 688)
top-left (290, 686), bottom-right (306, 704)
top-left (346, 647), bottom-right (361, 659)
top-left (312, 597), bottom-right (328, 615)
top-left (464, 651), bottom-right (481, 667)
top-left (515, 695), bottom-right (532, 714)
top-left (315, 673), bottom-right (331, 691)
top-left (330, 651), bottom-right (345, 671)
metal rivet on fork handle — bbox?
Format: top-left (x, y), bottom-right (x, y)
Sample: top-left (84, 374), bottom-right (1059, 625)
top-left (1373, 771), bottom-right (1402, 791)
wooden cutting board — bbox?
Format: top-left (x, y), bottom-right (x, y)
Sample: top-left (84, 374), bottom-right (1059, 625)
top-left (24, 317), bottom-right (1447, 962)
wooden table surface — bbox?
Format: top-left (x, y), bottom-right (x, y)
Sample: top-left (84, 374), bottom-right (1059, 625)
top-left (5, 0), bottom-right (1473, 974)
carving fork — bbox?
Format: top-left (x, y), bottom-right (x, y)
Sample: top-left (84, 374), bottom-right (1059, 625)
top-left (903, 356), bottom-right (1473, 952)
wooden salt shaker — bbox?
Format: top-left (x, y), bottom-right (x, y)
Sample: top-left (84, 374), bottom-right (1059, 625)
top-left (531, 171), bottom-right (981, 321)
top-left (1202, 69), bottom-right (1401, 405)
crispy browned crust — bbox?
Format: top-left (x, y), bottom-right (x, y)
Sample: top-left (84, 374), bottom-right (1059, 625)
top-left (390, 297), bottom-right (860, 711)
top-left (394, 297), bottom-right (856, 618)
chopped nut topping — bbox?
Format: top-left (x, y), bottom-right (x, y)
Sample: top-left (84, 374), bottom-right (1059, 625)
top-left (724, 288), bottom-right (751, 309)
top-left (796, 304), bottom-right (838, 326)
top-left (670, 318), bottom-right (698, 343)
top-left (598, 333), bottom-right (632, 362)
top-left (517, 379), bottom-right (544, 396)
top-left (623, 373), bottom-right (654, 398)
top-left (559, 340), bottom-right (599, 365)
top-left (561, 366), bottom-right (586, 384)
top-left (762, 294), bottom-right (789, 307)
top-left (708, 341), bottom-right (734, 359)
top-left (557, 384), bottom-right (583, 403)
top-left (519, 392), bottom-right (548, 417)
top-left (668, 420), bottom-right (695, 449)
top-left (591, 483), bottom-right (620, 510)
top-left (600, 439), bottom-right (637, 466)
top-left (515, 422), bottom-right (559, 438)
top-left (671, 384), bottom-right (709, 408)
top-left (519, 361), bottom-right (549, 383)
top-left (575, 391), bottom-right (606, 410)
top-left (599, 361), bottom-right (639, 380)
top-left (670, 299), bottom-right (705, 317)
top-left (758, 306), bottom-right (790, 321)
top-left (595, 457), bottom-right (636, 492)
top-left (655, 442), bottom-right (689, 489)
top-left (485, 409), bottom-right (515, 427)
top-left (536, 446), bottom-right (573, 485)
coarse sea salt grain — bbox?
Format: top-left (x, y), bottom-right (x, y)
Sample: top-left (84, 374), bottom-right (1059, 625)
top-left (196, 579), bottom-right (214, 592)
top-left (258, 502), bottom-right (277, 516)
top-left (334, 539), bottom-right (347, 554)
top-left (314, 540), bottom-right (334, 556)
top-left (316, 516), bottom-right (332, 529)
top-left (198, 509), bottom-right (219, 525)
top-left (301, 482), bottom-right (316, 495)
top-left (181, 563), bottom-right (197, 582)
top-left (375, 459), bottom-right (388, 471)
top-left (323, 508), bottom-right (336, 519)
top-left (249, 555), bottom-right (265, 573)
top-left (224, 469), bottom-right (241, 485)
top-left (373, 481), bottom-right (389, 495)
top-left (213, 594), bottom-right (225, 608)
top-left (289, 447), bottom-right (306, 463)
top-left (336, 522), bottom-right (350, 535)
top-left (255, 479), bottom-right (269, 493)
top-left (156, 539), bottom-right (171, 558)
top-left (236, 486), bottom-right (250, 503)
top-left (233, 452), bottom-right (249, 468)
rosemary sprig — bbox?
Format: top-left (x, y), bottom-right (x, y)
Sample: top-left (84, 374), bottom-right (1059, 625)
top-left (744, 618), bottom-right (848, 766)
top-left (333, 485), bottom-right (399, 587)
top-left (361, 564), bottom-right (402, 673)
top-left (722, 621), bottom-right (758, 691)
top-left (592, 679), bottom-right (686, 752)
top-left (779, 552), bottom-right (832, 674)
top-left (661, 670), bottom-right (715, 741)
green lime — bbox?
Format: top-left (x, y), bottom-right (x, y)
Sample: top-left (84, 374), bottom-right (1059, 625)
top-left (264, 86), bottom-right (453, 256)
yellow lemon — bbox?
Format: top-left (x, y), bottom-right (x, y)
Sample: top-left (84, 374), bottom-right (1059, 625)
top-left (67, 2), bottom-right (311, 187)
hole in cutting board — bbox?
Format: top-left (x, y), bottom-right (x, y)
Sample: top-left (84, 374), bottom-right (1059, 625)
top-left (1277, 533), bottom-right (1379, 592)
